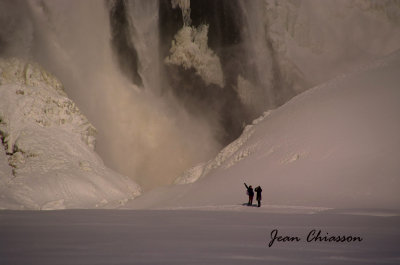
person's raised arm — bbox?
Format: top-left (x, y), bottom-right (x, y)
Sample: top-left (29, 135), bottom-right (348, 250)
top-left (244, 183), bottom-right (248, 189)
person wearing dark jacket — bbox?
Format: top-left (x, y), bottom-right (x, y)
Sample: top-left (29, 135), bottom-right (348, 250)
top-left (244, 183), bottom-right (254, 206)
top-left (255, 186), bottom-right (262, 207)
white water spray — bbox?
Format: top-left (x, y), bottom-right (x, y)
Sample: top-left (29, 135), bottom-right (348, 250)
top-left (18, 0), bottom-right (220, 190)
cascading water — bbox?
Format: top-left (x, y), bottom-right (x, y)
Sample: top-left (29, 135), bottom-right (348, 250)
top-left (159, 0), bottom-right (263, 145)
top-left (125, 0), bottom-right (161, 92)
top-left (108, 0), bottom-right (143, 87)
top-left (1, 0), bottom-right (399, 190)
top-left (108, 0), bottom-right (161, 92)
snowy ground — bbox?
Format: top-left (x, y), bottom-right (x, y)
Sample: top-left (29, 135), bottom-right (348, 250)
top-left (0, 209), bottom-right (399, 265)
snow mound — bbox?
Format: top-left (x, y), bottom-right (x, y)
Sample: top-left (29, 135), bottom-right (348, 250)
top-left (130, 51), bottom-right (400, 210)
top-left (0, 58), bottom-right (141, 209)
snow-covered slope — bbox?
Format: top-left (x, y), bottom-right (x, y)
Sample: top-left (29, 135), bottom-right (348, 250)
top-left (0, 58), bottom-right (141, 210)
top-left (128, 51), bottom-right (400, 210)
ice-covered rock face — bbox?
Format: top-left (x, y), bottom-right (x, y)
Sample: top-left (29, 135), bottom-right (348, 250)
top-left (0, 58), bottom-right (96, 152)
top-left (0, 59), bottom-right (141, 210)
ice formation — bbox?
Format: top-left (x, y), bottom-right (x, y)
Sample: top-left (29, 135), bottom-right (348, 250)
top-left (165, 1), bottom-right (224, 87)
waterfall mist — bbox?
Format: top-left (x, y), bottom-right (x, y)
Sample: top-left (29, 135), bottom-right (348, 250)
top-left (0, 0), bottom-right (222, 190)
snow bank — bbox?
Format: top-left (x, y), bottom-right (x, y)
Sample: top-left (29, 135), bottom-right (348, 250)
top-left (130, 50), bottom-right (400, 210)
top-left (0, 58), bottom-right (141, 209)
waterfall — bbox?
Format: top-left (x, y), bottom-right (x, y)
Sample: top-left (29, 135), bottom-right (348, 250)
top-left (238, 0), bottom-right (273, 109)
top-left (1, 0), bottom-right (399, 190)
top-left (108, 0), bottom-right (143, 87)
top-left (124, 0), bottom-right (161, 92)
top-left (6, 0), bottom-right (219, 190)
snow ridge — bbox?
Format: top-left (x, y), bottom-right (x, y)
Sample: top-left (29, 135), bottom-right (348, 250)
top-left (175, 111), bottom-right (271, 184)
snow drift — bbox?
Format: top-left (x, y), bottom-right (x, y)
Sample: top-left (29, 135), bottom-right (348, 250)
top-left (129, 50), bottom-right (400, 210)
top-left (0, 59), bottom-right (141, 210)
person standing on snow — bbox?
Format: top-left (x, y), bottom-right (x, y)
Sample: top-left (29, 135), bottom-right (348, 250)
top-left (255, 186), bottom-right (262, 207)
top-left (244, 183), bottom-right (254, 206)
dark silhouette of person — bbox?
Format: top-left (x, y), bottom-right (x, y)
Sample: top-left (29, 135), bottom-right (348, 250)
top-left (255, 186), bottom-right (262, 207)
top-left (244, 183), bottom-right (254, 206)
